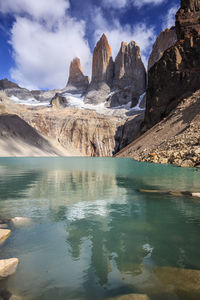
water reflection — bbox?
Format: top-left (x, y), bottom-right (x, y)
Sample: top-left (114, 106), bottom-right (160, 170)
top-left (0, 158), bottom-right (199, 300)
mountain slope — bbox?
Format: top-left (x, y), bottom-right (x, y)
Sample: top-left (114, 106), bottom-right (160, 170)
top-left (116, 90), bottom-right (200, 167)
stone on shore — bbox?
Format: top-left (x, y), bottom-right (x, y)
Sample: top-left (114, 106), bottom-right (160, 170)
top-left (0, 258), bottom-right (19, 280)
top-left (192, 193), bottom-right (200, 198)
top-left (108, 294), bottom-right (150, 300)
top-left (0, 229), bottom-right (11, 243)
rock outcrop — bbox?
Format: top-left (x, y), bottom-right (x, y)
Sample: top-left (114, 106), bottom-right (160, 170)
top-left (144, 0), bottom-right (200, 130)
top-left (50, 93), bottom-right (67, 108)
top-left (176, 0), bottom-right (200, 39)
top-left (107, 41), bottom-right (146, 107)
top-left (148, 28), bottom-right (177, 70)
top-left (84, 34), bottom-right (114, 104)
top-left (0, 79), bottom-right (20, 90)
top-left (66, 57), bottom-right (89, 94)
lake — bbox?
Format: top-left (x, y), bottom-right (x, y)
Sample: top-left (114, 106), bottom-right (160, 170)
top-left (0, 158), bottom-right (200, 300)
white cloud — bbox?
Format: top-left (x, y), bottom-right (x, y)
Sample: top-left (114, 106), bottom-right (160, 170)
top-left (92, 8), bottom-right (156, 68)
top-left (103, 0), bottom-right (166, 9)
top-left (0, 0), bottom-right (92, 90)
top-left (162, 4), bottom-right (179, 29)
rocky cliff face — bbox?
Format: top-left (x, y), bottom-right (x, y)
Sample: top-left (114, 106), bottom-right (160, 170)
top-left (85, 34), bottom-right (114, 104)
top-left (176, 0), bottom-right (200, 39)
top-left (144, 0), bottom-right (200, 129)
top-left (66, 57), bottom-right (89, 94)
top-left (85, 35), bottom-right (146, 107)
top-left (107, 41), bottom-right (146, 107)
top-left (148, 28), bottom-right (177, 70)
top-left (91, 34), bottom-right (114, 86)
top-left (0, 79), bottom-right (20, 90)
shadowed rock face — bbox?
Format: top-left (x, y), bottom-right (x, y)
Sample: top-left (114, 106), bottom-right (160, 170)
top-left (0, 79), bottom-right (20, 90)
top-left (114, 41), bottom-right (146, 92)
top-left (144, 0), bottom-right (200, 129)
top-left (66, 57), bottom-right (89, 93)
top-left (176, 0), bottom-right (200, 39)
top-left (148, 28), bottom-right (177, 70)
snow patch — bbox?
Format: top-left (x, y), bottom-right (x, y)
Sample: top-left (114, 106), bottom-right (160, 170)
top-left (10, 95), bottom-right (50, 107)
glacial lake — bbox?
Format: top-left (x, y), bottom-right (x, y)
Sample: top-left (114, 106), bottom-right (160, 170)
top-left (0, 157), bottom-right (200, 300)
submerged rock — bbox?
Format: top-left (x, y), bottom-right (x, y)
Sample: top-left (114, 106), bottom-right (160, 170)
top-left (0, 289), bottom-right (21, 300)
top-left (0, 229), bottom-right (11, 243)
top-left (108, 294), bottom-right (150, 300)
top-left (0, 258), bottom-right (19, 280)
top-left (10, 217), bottom-right (31, 228)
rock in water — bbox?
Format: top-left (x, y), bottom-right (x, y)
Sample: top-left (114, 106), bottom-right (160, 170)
top-left (108, 41), bottom-right (146, 107)
top-left (144, 0), bottom-right (200, 130)
top-left (148, 28), bottom-right (177, 70)
top-left (85, 34), bottom-right (114, 104)
top-left (0, 258), bottom-right (19, 280)
top-left (10, 217), bottom-right (31, 228)
top-left (108, 295), bottom-right (150, 300)
top-left (0, 229), bottom-right (11, 243)
top-left (66, 57), bottom-right (89, 94)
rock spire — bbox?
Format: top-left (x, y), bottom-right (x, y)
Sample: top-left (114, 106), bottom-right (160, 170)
top-left (66, 57), bottom-right (89, 93)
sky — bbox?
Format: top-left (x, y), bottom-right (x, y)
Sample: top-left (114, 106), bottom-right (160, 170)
top-left (0, 0), bottom-right (179, 90)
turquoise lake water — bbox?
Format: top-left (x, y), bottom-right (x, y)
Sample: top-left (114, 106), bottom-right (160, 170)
top-left (0, 157), bottom-right (200, 300)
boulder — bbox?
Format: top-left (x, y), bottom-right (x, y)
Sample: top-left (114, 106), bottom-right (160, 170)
top-left (50, 93), bottom-right (67, 108)
top-left (0, 258), bottom-right (19, 280)
top-left (0, 229), bottom-right (11, 243)
top-left (10, 217), bottom-right (31, 228)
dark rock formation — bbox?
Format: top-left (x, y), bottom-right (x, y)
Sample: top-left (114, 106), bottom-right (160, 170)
top-left (0, 79), bottom-right (20, 90)
top-left (144, 0), bottom-right (200, 129)
top-left (50, 93), bottom-right (67, 108)
top-left (176, 0), bottom-right (200, 39)
top-left (84, 34), bottom-right (114, 104)
top-left (66, 57), bottom-right (89, 94)
top-left (107, 41), bottom-right (146, 107)
top-left (148, 28), bottom-right (177, 70)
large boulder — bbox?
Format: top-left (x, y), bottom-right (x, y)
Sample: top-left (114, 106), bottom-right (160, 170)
top-left (0, 258), bottom-right (19, 280)
top-left (0, 79), bottom-right (20, 90)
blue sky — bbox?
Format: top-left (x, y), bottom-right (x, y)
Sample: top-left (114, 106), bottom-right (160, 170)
top-left (0, 0), bottom-right (179, 90)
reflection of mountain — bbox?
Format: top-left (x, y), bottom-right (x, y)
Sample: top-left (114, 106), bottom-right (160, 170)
top-left (0, 158), bottom-right (200, 299)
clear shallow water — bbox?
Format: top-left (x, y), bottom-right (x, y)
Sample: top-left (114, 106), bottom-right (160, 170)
top-left (0, 158), bottom-right (200, 300)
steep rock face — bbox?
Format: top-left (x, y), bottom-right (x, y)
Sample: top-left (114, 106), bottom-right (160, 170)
top-left (91, 34), bottom-right (114, 86)
top-left (176, 0), bottom-right (200, 39)
top-left (19, 108), bottom-right (140, 157)
top-left (144, 0), bottom-right (200, 129)
top-left (148, 28), bottom-right (177, 70)
top-left (85, 34), bottom-right (114, 104)
top-left (66, 57), bottom-right (89, 94)
top-left (107, 41), bottom-right (146, 107)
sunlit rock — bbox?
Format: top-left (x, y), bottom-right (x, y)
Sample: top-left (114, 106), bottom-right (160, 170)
top-left (0, 229), bottom-right (11, 243)
top-left (0, 258), bottom-right (19, 280)
top-left (10, 217), bottom-right (31, 228)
